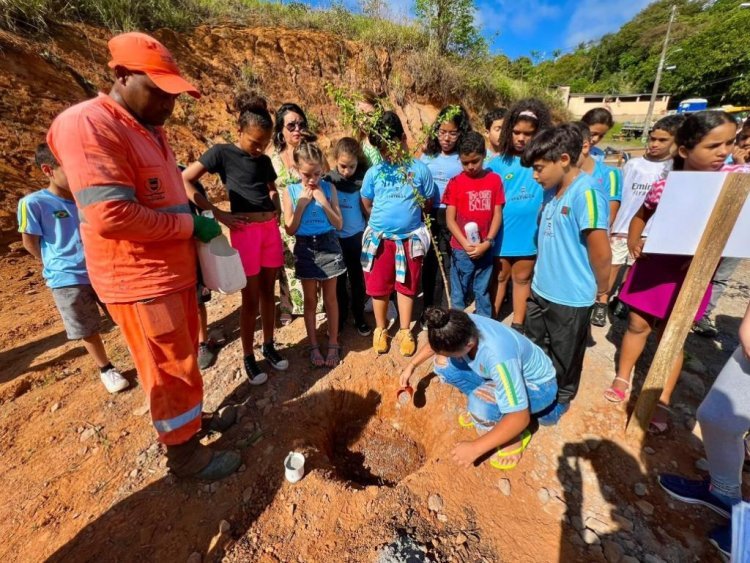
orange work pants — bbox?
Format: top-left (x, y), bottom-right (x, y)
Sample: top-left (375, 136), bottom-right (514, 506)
top-left (108, 286), bottom-right (203, 446)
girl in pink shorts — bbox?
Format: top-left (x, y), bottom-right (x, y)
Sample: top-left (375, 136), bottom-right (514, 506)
top-left (182, 93), bottom-right (287, 385)
top-left (604, 110), bottom-right (748, 433)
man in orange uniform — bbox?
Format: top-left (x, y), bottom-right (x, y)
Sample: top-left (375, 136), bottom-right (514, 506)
top-left (47, 32), bottom-right (240, 481)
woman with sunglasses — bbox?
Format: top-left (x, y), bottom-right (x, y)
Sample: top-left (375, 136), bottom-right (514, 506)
top-left (419, 105), bottom-right (472, 317)
top-left (272, 103), bottom-right (329, 325)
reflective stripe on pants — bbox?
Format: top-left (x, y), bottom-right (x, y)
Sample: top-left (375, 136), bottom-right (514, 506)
top-left (107, 286), bottom-right (203, 445)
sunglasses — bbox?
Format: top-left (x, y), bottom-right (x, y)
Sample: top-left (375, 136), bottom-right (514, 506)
top-left (285, 121), bottom-right (307, 132)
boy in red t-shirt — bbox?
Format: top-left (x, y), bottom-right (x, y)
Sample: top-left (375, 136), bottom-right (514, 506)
top-left (443, 131), bottom-right (505, 317)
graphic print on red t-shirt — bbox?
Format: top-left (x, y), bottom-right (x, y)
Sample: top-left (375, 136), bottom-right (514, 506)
top-left (442, 170), bottom-right (505, 250)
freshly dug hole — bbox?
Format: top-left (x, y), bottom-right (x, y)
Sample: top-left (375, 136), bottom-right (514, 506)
top-left (332, 417), bottom-right (426, 487)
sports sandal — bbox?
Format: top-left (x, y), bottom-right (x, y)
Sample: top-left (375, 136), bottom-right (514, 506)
top-left (603, 377), bottom-right (631, 403)
top-left (458, 411), bottom-right (476, 429)
top-left (648, 403), bottom-right (672, 435)
top-left (325, 344), bottom-right (341, 368)
top-left (309, 345), bottom-right (325, 368)
top-left (489, 429), bottom-right (532, 471)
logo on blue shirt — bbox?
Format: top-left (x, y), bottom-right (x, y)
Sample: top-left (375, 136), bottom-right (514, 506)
top-left (53, 210), bottom-right (70, 219)
top-left (511, 185), bottom-right (536, 202)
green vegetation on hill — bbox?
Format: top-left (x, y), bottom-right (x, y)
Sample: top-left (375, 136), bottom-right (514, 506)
top-left (528, 0), bottom-right (750, 105)
top-left (0, 0), bottom-right (562, 114)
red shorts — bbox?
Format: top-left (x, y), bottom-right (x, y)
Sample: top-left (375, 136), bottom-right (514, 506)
top-left (364, 239), bottom-right (423, 297)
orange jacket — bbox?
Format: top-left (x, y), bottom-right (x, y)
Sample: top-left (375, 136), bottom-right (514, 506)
top-left (47, 94), bottom-right (196, 303)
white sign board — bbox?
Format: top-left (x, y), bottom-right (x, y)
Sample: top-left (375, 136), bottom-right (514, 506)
top-left (643, 171), bottom-right (750, 259)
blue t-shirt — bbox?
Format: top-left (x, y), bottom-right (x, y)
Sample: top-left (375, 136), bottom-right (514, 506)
top-left (17, 189), bottom-right (89, 288)
top-left (287, 180), bottom-right (337, 236)
top-left (487, 155), bottom-right (543, 257)
top-left (464, 314), bottom-right (556, 414)
top-left (590, 146), bottom-right (605, 162)
top-left (419, 153), bottom-right (463, 208)
top-left (336, 190), bottom-right (366, 238)
top-left (532, 173), bottom-right (609, 307)
top-left (361, 159), bottom-right (437, 237)
top-left (324, 169), bottom-right (366, 239)
top-left (590, 160), bottom-right (623, 204)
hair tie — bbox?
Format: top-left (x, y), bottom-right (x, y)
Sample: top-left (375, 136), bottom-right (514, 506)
top-left (519, 110), bottom-right (538, 120)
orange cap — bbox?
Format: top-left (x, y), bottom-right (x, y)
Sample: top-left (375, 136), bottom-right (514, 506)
top-left (107, 32), bottom-right (200, 99)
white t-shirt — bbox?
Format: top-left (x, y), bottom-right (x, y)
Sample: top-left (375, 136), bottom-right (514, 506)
top-left (611, 156), bottom-right (673, 236)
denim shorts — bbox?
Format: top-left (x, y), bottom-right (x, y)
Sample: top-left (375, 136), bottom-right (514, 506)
top-left (293, 231), bottom-right (346, 281)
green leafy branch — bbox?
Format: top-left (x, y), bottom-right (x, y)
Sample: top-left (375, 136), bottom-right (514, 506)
top-left (326, 84), bottom-right (453, 307)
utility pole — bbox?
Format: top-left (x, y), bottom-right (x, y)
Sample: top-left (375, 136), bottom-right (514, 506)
top-left (641, 4), bottom-right (677, 143)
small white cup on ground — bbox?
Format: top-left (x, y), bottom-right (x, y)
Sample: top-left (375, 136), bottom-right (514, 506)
top-left (284, 452), bottom-right (305, 483)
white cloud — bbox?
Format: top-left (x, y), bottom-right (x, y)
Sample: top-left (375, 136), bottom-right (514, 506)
top-left (565, 0), bottom-right (655, 47)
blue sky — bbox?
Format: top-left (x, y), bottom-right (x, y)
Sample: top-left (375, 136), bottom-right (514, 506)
top-left (283, 0), bottom-right (656, 59)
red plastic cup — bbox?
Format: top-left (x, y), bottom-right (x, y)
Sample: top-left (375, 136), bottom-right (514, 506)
top-left (396, 385), bottom-right (414, 405)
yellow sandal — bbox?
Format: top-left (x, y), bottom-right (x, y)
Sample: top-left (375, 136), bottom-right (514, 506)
top-left (458, 412), bottom-right (476, 428)
top-left (489, 430), bottom-right (532, 471)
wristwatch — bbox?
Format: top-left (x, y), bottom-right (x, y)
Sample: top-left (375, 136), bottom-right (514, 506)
top-left (485, 237), bottom-right (495, 245)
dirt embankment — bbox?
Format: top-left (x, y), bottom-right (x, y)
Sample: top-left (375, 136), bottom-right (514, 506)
top-left (0, 22), bottom-right (438, 252)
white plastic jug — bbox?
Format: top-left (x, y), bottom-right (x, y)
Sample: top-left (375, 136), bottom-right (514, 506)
top-left (197, 213), bottom-right (246, 294)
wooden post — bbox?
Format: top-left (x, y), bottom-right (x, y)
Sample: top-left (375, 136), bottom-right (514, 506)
top-left (626, 173), bottom-right (750, 441)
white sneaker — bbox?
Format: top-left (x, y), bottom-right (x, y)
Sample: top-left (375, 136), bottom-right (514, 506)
top-left (100, 367), bottom-right (129, 394)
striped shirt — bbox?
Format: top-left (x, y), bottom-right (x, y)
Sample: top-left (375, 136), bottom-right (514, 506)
top-left (465, 314), bottom-right (556, 414)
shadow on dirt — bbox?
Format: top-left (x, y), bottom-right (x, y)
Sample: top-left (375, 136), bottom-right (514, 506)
top-left (46, 387), bottom-right (382, 562)
top-left (558, 387), bottom-right (727, 563)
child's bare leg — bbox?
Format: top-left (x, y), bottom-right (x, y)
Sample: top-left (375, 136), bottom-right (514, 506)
top-left (259, 267), bottom-right (278, 344)
top-left (301, 280), bottom-right (320, 346)
top-left (81, 333), bottom-right (110, 368)
top-left (372, 296), bottom-right (389, 329)
top-left (510, 258), bottom-right (535, 325)
top-left (240, 275), bottom-right (261, 357)
top-left (198, 302), bottom-right (209, 343)
top-left (652, 325), bottom-right (685, 425)
top-left (396, 292), bottom-right (414, 330)
top-left (491, 258), bottom-right (511, 319)
top-left (322, 279), bottom-right (339, 345)
top-left (611, 310), bottom-right (652, 393)
top-left (321, 279), bottom-right (340, 367)
top-left (608, 264), bottom-right (622, 299)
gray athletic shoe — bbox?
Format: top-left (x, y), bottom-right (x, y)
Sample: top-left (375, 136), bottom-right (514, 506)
top-left (198, 341), bottom-right (218, 370)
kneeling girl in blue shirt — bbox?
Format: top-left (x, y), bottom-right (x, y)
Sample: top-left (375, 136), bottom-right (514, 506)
top-left (400, 308), bottom-right (557, 471)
